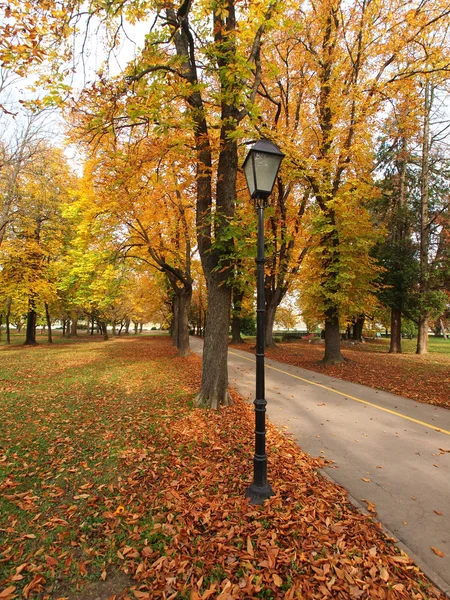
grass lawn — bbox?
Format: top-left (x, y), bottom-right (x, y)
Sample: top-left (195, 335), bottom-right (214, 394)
top-left (0, 335), bottom-right (447, 599)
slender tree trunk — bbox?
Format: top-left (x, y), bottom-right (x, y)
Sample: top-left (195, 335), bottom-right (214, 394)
top-left (45, 302), bottom-right (52, 344)
top-left (417, 318), bottom-right (428, 353)
top-left (99, 321), bottom-right (109, 340)
top-left (6, 297), bottom-right (11, 344)
top-left (321, 309), bottom-right (345, 364)
top-left (389, 307), bottom-right (402, 353)
top-left (231, 288), bottom-right (244, 344)
top-left (134, 321), bottom-right (138, 334)
top-left (24, 299), bottom-right (37, 346)
top-left (91, 317), bottom-right (95, 335)
top-left (195, 279), bottom-right (232, 408)
top-left (171, 297), bottom-right (179, 347)
top-left (439, 318), bottom-right (448, 339)
top-left (125, 317), bottom-right (130, 334)
top-left (416, 82), bottom-right (432, 355)
top-left (177, 289), bottom-right (191, 357)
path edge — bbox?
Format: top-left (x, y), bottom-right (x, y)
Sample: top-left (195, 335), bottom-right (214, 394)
top-left (318, 468), bottom-right (450, 599)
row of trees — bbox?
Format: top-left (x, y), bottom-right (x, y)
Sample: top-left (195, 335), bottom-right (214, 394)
top-left (1, 0), bottom-right (450, 407)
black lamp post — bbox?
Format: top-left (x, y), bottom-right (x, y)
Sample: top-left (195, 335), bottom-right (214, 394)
top-left (243, 139), bottom-right (285, 505)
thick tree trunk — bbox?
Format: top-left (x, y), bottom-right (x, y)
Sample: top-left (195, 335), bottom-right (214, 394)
top-left (24, 301), bottom-right (37, 346)
top-left (321, 310), bottom-right (344, 364)
top-left (195, 280), bottom-right (232, 409)
top-left (124, 318), bottom-right (130, 334)
top-left (417, 317), bottom-right (428, 354)
top-left (352, 315), bottom-right (365, 341)
top-left (45, 302), bottom-right (52, 344)
top-left (389, 307), bottom-right (402, 353)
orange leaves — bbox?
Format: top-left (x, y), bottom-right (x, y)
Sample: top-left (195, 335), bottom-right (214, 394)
top-left (0, 336), bottom-right (447, 600)
top-left (431, 547), bottom-right (445, 558)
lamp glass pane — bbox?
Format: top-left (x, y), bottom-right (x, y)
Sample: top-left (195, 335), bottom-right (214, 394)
top-left (252, 151), bottom-right (282, 194)
top-left (243, 155), bottom-right (256, 197)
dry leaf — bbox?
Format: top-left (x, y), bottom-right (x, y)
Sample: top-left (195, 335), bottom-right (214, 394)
top-left (431, 546), bottom-right (445, 558)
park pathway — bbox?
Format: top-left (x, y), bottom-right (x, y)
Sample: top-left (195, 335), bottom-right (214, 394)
top-left (189, 337), bottom-right (450, 596)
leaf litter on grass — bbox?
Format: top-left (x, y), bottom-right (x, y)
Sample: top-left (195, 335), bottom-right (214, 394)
top-left (231, 339), bottom-right (450, 410)
top-left (0, 336), bottom-right (446, 599)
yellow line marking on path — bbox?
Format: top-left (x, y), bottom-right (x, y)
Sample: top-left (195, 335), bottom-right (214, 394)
top-left (229, 350), bottom-right (450, 436)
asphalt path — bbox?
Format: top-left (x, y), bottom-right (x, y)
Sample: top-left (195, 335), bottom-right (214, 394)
top-left (189, 337), bottom-right (450, 596)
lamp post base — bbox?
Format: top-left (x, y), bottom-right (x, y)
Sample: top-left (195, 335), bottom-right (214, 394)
top-left (245, 482), bottom-right (274, 505)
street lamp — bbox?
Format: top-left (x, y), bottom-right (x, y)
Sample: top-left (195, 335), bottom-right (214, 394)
top-left (243, 139), bottom-right (285, 504)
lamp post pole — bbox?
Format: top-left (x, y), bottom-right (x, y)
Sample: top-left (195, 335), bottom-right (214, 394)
top-left (245, 193), bottom-right (273, 504)
top-left (242, 139), bottom-right (284, 505)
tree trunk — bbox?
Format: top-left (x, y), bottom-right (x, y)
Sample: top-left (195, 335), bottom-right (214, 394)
top-left (171, 297), bottom-right (179, 347)
top-left (417, 317), bottom-right (428, 354)
top-left (124, 317), bottom-right (130, 334)
top-left (416, 82), bottom-right (432, 355)
top-left (352, 315), bottom-right (364, 341)
top-left (440, 318), bottom-right (448, 339)
top-left (321, 310), bottom-right (344, 364)
top-left (99, 321), bottom-right (109, 340)
top-left (231, 288), bottom-right (244, 344)
top-left (91, 317), bottom-right (95, 335)
top-left (389, 307), bottom-right (402, 353)
top-left (45, 302), bottom-right (52, 344)
top-left (6, 297), bottom-right (11, 344)
top-left (195, 280), bottom-right (232, 409)
top-left (24, 300), bottom-right (37, 346)
top-left (265, 287), bottom-right (286, 347)
top-left (177, 289), bottom-right (191, 357)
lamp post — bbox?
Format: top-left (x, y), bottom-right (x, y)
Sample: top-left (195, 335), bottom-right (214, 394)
top-left (243, 139), bottom-right (285, 505)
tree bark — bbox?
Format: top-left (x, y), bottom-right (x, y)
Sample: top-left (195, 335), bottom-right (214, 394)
top-left (389, 307), bottom-right (402, 353)
top-left (45, 302), bottom-right (52, 344)
top-left (195, 278), bottom-right (232, 409)
top-left (24, 299), bottom-right (37, 346)
top-left (231, 288), bottom-right (244, 344)
top-left (70, 317), bottom-right (78, 337)
top-left (177, 288), bottom-right (191, 357)
top-left (6, 297), bottom-right (11, 344)
top-left (416, 81), bottom-right (432, 355)
top-left (417, 317), bottom-right (428, 353)
top-left (321, 310), bottom-right (345, 364)
top-left (352, 316), bottom-right (365, 341)
top-left (171, 297), bottom-right (179, 347)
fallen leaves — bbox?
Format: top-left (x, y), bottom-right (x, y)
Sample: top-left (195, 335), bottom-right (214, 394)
top-left (431, 547), bottom-right (445, 558)
top-left (0, 336), bottom-right (447, 600)
top-left (233, 339), bottom-right (450, 410)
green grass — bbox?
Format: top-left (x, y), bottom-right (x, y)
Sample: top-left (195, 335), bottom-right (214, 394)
top-left (0, 335), bottom-right (189, 598)
top-left (358, 336), bottom-right (450, 355)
